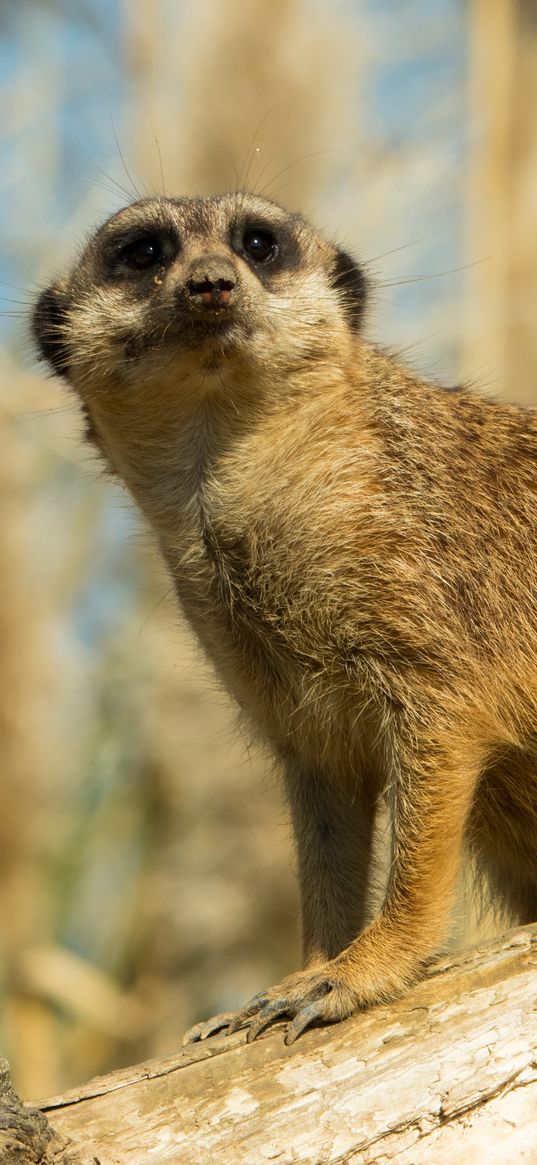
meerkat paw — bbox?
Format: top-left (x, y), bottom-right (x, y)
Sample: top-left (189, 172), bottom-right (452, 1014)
top-left (182, 965), bottom-right (360, 1047)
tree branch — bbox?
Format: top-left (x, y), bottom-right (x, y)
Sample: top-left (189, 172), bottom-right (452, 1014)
top-left (7, 924), bottom-right (537, 1164)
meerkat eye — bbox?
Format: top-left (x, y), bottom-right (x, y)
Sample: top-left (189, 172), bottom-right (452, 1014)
top-left (119, 235), bottom-right (164, 271)
top-left (242, 228), bottom-right (278, 264)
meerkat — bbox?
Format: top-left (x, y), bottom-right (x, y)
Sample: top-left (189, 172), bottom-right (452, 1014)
top-left (32, 192), bottom-right (537, 1045)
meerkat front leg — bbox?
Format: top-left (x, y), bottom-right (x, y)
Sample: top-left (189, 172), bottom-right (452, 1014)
top-left (182, 762), bottom-right (377, 1044)
top-left (184, 721), bottom-right (486, 1045)
top-left (284, 762), bottom-right (379, 966)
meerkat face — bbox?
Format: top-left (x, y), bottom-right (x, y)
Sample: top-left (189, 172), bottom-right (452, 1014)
top-left (33, 194), bottom-right (365, 386)
top-left (33, 193), bottom-right (367, 416)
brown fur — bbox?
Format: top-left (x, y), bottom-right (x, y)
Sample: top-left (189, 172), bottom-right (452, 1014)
top-left (32, 193), bottom-right (537, 1044)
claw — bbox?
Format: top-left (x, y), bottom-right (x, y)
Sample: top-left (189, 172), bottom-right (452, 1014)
top-left (181, 1011), bottom-right (236, 1045)
top-left (246, 998), bottom-right (291, 1042)
top-left (226, 992), bottom-right (270, 1034)
top-left (284, 999), bottom-right (327, 1044)
top-left (182, 1024), bottom-right (202, 1045)
top-left (226, 1014), bottom-right (248, 1035)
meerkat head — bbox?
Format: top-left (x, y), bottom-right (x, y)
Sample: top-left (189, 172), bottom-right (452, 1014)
top-left (32, 193), bottom-right (367, 456)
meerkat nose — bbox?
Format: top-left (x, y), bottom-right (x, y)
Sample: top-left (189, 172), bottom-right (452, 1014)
top-left (186, 257), bottom-right (238, 309)
top-left (187, 277), bottom-right (235, 307)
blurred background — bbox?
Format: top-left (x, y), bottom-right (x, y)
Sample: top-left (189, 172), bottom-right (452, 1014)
top-left (1, 0), bottom-right (536, 1099)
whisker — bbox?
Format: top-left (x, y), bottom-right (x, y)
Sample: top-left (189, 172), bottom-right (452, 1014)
top-left (109, 107), bottom-right (146, 199)
top-left (154, 134), bottom-right (166, 198)
top-left (377, 258), bottom-right (486, 289)
top-left (255, 149), bottom-right (339, 199)
top-left (238, 108), bottom-right (278, 192)
top-left (0, 279), bottom-right (35, 296)
top-left (365, 234), bottom-right (438, 264)
top-left (74, 135), bottom-right (134, 203)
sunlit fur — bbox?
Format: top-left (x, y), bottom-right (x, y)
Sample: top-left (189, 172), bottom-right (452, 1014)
top-left (33, 192), bottom-right (537, 1042)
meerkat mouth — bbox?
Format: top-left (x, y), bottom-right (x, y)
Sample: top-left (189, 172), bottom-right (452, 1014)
top-left (181, 312), bottom-right (240, 347)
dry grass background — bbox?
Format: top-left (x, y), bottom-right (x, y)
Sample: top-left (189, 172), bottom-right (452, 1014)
top-left (0, 0), bottom-right (536, 1098)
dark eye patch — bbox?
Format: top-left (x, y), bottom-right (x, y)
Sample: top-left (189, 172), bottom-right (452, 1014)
top-left (119, 235), bottom-right (164, 270)
top-left (242, 227), bottom-right (279, 264)
top-left (104, 227), bottom-right (180, 279)
top-left (230, 218), bottom-right (299, 280)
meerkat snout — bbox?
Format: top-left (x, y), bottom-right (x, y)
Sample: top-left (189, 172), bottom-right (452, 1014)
top-left (185, 255), bottom-right (238, 310)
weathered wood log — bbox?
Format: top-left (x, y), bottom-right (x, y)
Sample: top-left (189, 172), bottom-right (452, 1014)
top-left (8, 924), bottom-right (537, 1164)
top-left (0, 1056), bottom-right (83, 1165)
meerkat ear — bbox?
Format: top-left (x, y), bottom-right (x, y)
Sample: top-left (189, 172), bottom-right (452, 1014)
top-left (32, 283), bottom-right (70, 379)
top-left (331, 247), bottom-right (368, 330)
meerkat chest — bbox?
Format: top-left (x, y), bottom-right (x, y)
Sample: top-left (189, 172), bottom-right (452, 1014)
top-left (116, 388), bottom-right (377, 743)
top-left (148, 450), bottom-right (324, 738)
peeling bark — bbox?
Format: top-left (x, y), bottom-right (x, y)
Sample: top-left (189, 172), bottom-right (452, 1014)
top-left (0, 1057), bottom-right (82, 1165)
